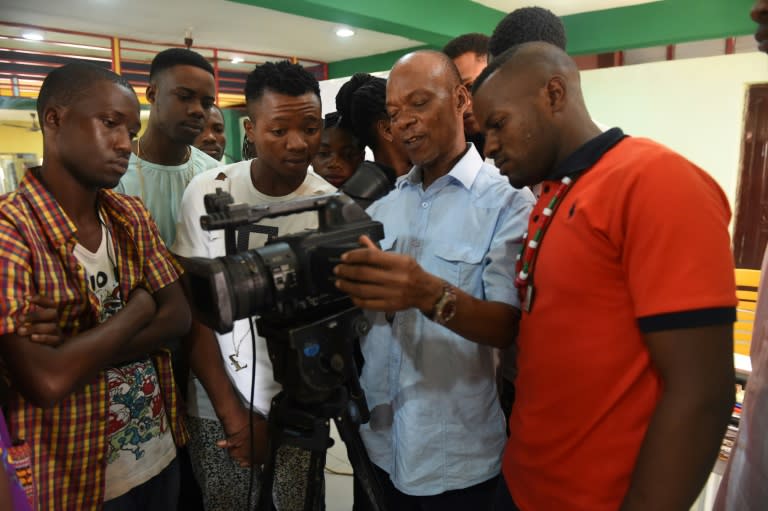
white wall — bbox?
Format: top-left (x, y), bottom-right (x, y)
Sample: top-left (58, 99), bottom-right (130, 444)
top-left (319, 52), bottom-right (768, 208)
top-left (319, 71), bottom-right (389, 116)
top-left (318, 71), bottom-right (389, 162)
top-left (581, 52), bottom-right (768, 205)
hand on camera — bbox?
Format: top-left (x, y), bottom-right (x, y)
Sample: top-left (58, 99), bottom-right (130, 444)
top-left (218, 405), bottom-right (268, 467)
top-left (18, 294), bottom-right (64, 346)
top-left (334, 235), bottom-right (444, 314)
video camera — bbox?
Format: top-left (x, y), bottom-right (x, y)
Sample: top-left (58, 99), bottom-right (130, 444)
top-left (179, 164), bottom-right (395, 511)
top-left (178, 167), bottom-right (388, 403)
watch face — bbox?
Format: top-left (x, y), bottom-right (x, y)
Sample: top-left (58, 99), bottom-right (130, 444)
top-left (442, 300), bottom-right (457, 321)
top-left (435, 285), bottom-right (457, 323)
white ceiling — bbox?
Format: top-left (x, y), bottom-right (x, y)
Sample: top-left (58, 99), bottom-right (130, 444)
top-left (1, 0), bottom-right (423, 63)
top-left (473, 0), bottom-right (663, 16)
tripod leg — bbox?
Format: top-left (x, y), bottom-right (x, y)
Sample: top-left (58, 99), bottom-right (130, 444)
top-left (257, 395), bottom-right (285, 511)
top-left (256, 434), bottom-right (278, 510)
top-left (260, 394), bottom-right (335, 511)
top-left (302, 443), bottom-right (328, 511)
top-left (261, 436), bottom-right (327, 511)
top-left (287, 415), bottom-right (330, 511)
top-left (334, 413), bottom-right (389, 511)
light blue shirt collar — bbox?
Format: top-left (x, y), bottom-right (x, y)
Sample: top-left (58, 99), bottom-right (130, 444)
top-left (398, 143), bottom-right (482, 191)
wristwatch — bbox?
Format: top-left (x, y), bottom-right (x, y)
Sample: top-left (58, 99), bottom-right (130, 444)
top-left (429, 281), bottom-right (457, 325)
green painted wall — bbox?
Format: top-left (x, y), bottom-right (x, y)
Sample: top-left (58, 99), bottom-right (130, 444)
top-left (564, 0), bottom-right (756, 55)
top-left (327, 45), bottom-right (431, 79)
top-left (233, 0), bottom-right (502, 46)
top-left (0, 97), bottom-right (37, 110)
top-left (221, 107), bottom-right (246, 163)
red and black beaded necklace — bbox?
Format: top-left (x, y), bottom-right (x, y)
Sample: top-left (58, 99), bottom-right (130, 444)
top-left (515, 128), bottom-right (626, 312)
top-left (515, 174), bottom-right (576, 313)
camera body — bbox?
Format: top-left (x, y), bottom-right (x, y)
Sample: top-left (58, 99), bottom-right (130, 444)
top-left (179, 189), bottom-right (384, 399)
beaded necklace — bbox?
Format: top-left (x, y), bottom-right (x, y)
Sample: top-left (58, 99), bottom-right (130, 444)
top-left (515, 174), bottom-right (576, 313)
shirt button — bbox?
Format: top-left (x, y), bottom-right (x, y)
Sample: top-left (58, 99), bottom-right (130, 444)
top-left (421, 202), bottom-right (429, 208)
top-left (411, 240), bottom-right (421, 248)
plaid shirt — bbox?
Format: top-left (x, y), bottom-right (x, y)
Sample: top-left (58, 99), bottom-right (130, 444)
top-left (0, 171), bottom-right (188, 510)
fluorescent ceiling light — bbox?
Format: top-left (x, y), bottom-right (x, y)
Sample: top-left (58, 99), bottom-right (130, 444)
top-left (21, 32), bottom-right (44, 41)
top-left (231, 57), bottom-right (244, 64)
top-left (335, 28), bottom-right (355, 38)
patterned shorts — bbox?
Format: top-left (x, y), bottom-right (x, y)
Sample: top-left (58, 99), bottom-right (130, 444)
top-left (187, 416), bottom-right (315, 511)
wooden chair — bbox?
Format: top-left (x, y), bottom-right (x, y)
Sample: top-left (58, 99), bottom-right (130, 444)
top-left (734, 268), bottom-right (761, 357)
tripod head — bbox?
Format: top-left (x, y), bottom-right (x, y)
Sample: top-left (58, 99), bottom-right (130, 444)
top-left (256, 300), bottom-right (371, 413)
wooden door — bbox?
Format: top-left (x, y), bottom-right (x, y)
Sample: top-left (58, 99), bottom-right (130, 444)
top-left (734, 84), bottom-right (768, 269)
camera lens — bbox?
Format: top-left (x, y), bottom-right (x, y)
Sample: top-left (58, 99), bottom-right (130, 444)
top-left (225, 250), bottom-right (273, 320)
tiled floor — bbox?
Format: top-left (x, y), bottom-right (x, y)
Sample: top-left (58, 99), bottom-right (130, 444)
top-left (325, 422), bottom-right (354, 510)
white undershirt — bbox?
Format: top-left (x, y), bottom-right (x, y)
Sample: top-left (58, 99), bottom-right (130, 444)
top-left (73, 223), bottom-right (176, 500)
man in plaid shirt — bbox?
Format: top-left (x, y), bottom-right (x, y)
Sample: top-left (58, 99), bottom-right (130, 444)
top-left (0, 63), bottom-right (191, 510)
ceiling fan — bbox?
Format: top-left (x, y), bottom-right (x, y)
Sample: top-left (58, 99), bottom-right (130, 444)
top-left (0, 113), bottom-right (41, 132)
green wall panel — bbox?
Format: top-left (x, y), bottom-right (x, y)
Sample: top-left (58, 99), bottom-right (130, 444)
top-left (563, 0), bottom-right (756, 54)
top-left (221, 107), bottom-right (246, 163)
top-left (232, 0), bottom-right (502, 46)
top-left (328, 45), bottom-right (431, 79)
top-left (233, 0), bottom-right (758, 77)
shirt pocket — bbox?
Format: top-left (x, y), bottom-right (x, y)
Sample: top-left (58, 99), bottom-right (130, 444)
top-left (432, 241), bottom-right (486, 291)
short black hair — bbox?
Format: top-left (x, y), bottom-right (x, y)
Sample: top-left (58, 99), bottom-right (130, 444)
top-left (149, 48), bottom-right (214, 81)
top-left (335, 73), bottom-right (387, 150)
top-left (210, 104), bottom-right (224, 117)
top-left (323, 111), bottom-right (341, 129)
top-left (244, 60), bottom-right (320, 104)
top-left (489, 7), bottom-right (566, 58)
top-left (37, 61), bottom-right (134, 121)
top-left (442, 33), bottom-right (490, 59)
top-left (321, 111), bottom-right (364, 150)
top-left (473, 45), bottom-right (529, 95)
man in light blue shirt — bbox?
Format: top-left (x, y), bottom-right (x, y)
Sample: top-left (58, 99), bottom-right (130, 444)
top-left (335, 50), bottom-right (534, 510)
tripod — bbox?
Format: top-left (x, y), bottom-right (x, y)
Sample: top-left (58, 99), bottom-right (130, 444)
top-left (255, 305), bottom-right (389, 511)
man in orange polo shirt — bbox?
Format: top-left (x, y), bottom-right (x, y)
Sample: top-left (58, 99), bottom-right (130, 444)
top-left (473, 42), bottom-right (736, 511)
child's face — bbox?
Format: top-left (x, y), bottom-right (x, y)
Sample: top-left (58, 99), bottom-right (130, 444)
top-left (312, 126), bottom-right (364, 188)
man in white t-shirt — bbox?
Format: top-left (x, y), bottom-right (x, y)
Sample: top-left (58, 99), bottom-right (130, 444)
top-left (173, 60), bottom-right (334, 510)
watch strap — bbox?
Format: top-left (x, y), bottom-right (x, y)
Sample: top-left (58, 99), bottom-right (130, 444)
top-left (430, 281), bottom-right (457, 325)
